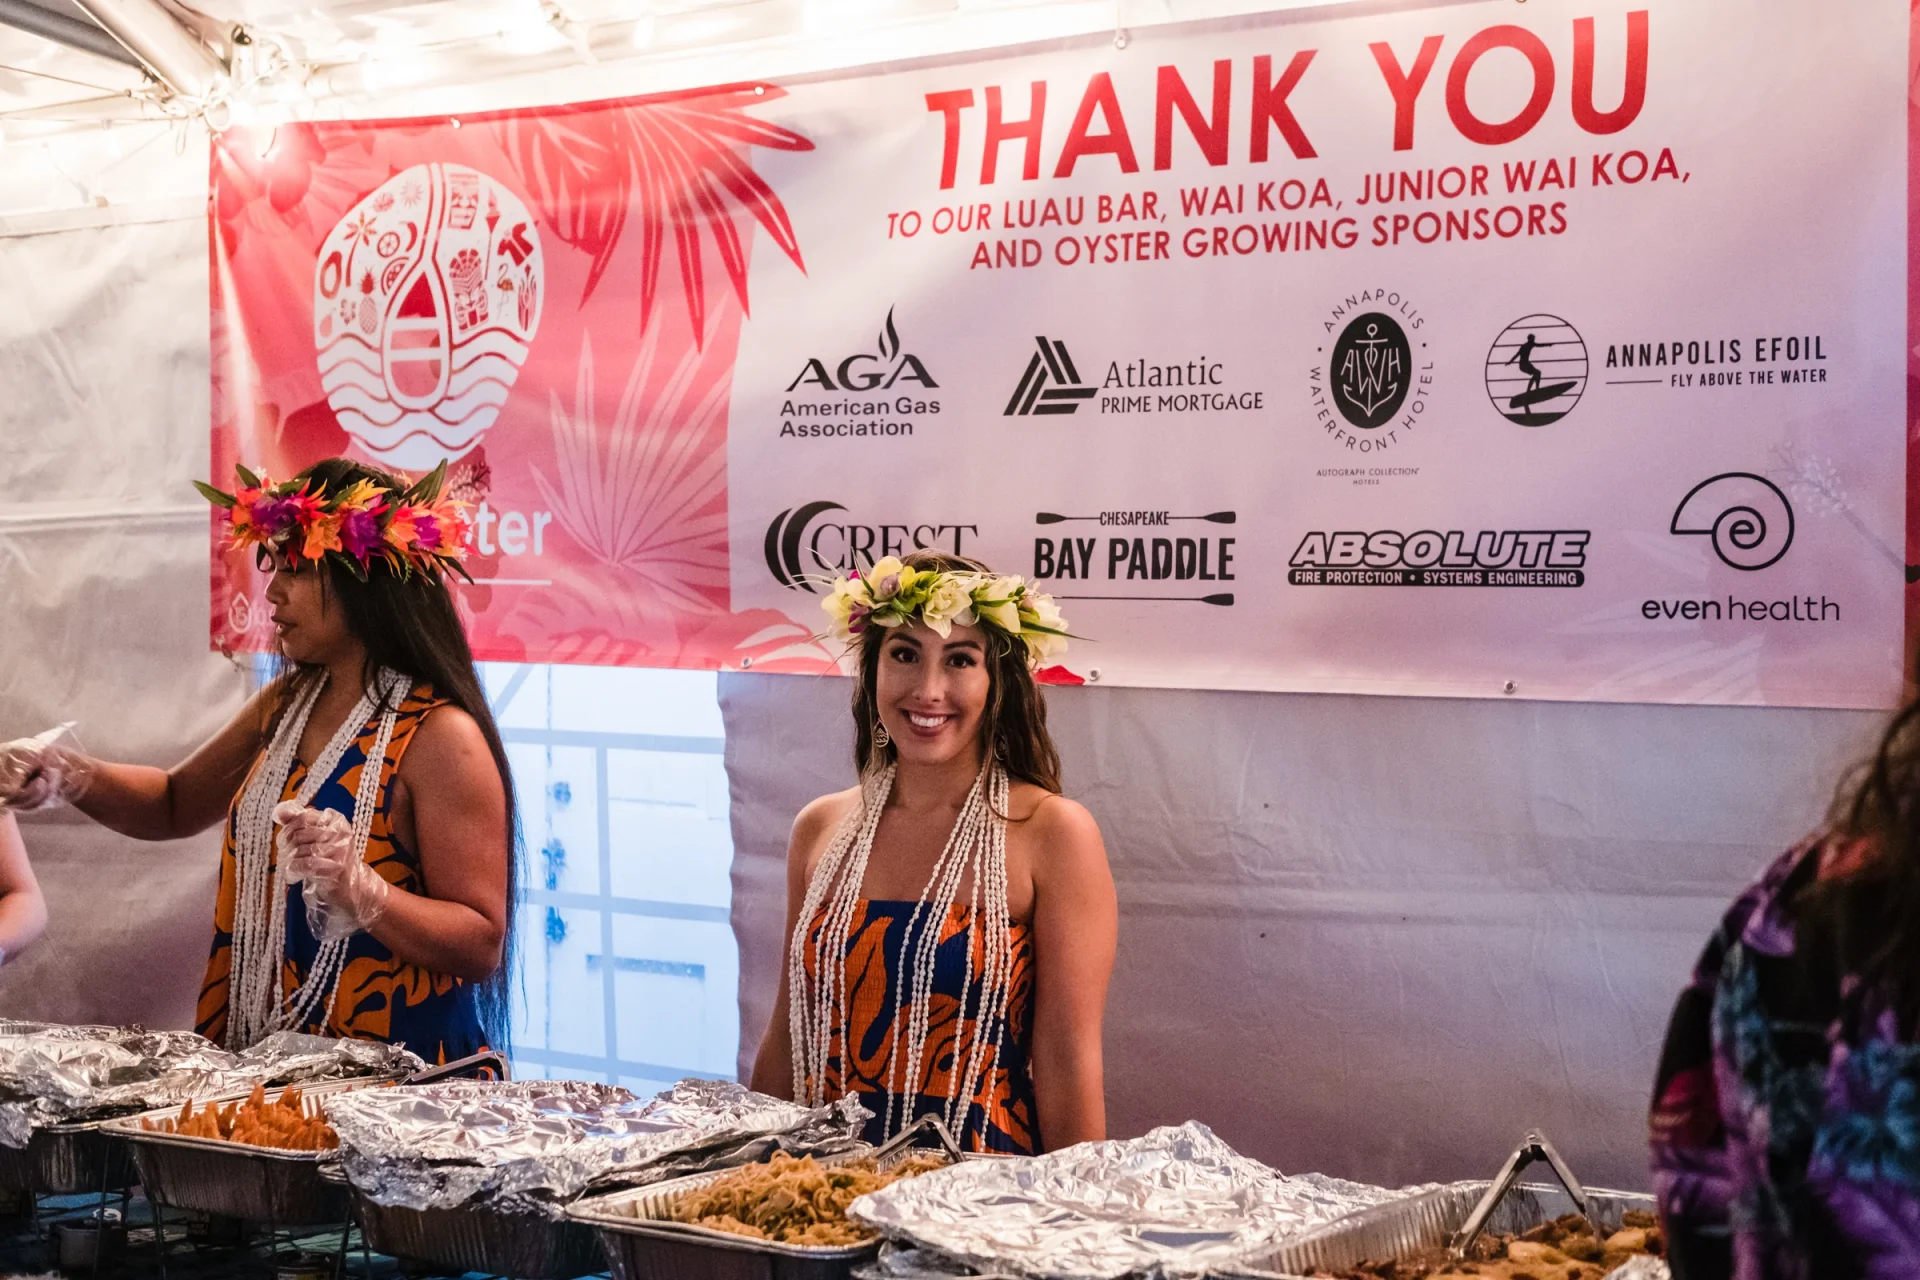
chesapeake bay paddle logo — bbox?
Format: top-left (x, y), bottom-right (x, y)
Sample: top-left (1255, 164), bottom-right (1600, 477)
top-left (1308, 291), bottom-right (1434, 457)
top-left (1485, 314), bottom-right (1588, 426)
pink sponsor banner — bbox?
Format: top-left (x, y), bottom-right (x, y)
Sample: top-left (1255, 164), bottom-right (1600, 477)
top-left (212, 0), bottom-right (1912, 707)
top-left (209, 86), bottom-right (836, 673)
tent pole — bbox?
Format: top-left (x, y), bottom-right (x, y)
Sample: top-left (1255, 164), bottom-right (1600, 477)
top-left (0, 0), bottom-right (143, 69)
top-left (67, 0), bottom-right (224, 98)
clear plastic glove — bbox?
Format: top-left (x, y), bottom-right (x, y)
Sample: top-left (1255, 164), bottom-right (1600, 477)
top-left (0, 725), bottom-right (94, 812)
top-left (273, 800), bottom-right (391, 942)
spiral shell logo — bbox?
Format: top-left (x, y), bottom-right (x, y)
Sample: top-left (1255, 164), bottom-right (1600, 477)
top-left (1669, 472), bottom-right (1795, 570)
top-left (314, 163), bottom-right (545, 470)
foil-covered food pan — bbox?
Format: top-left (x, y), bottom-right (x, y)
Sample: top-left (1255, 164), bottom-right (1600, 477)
top-left (847, 1122), bottom-right (1402, 1280)
top-left (325, 1162), bottom-right (605, 1280)
top-left (0, 1022), bottom-right (422, 1148)
top-left (1220, 1182), bottom-right (1660, 1280)
top-left (0, 1138), bottom-right (30, 1191)
top-left (18, 1118), bottom-right (138, 1196)
top-left (106, 1076), bottom-right (403, 1226)
top-left (571, 1116), bottom-right (970, 1280)
top-left (330, 1078), bottom-right (869, 1217)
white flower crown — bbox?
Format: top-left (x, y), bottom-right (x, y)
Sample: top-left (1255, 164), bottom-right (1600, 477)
top-left (818, 556), bottom-right (1072, 667)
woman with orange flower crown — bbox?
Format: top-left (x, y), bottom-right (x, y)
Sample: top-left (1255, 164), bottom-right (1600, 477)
top-left (0, 458), bottom-right (513, 1063)
top-left (750, 551), bottom-right (1117, 1154)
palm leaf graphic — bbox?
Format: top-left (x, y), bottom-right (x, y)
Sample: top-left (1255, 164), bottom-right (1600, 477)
top-left (501, 83), bottom-right (813, 346)
top-left (531, 325), bottom-right (730, 615)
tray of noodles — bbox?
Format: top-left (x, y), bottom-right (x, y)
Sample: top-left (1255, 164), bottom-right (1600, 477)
top-left (569, 1115), bottom-right (974, 1280)
top-left (106, 1076), bottom-right (401, 1225)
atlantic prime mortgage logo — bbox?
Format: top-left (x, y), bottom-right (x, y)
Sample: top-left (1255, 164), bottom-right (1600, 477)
top-left (1485, 314), bottom-right (1588, 426)
top-left (778, 308), bottom-right (941, 441)
top-left (1309, 291), bottom-right (1433, 456)
top-left (763, 502), bottom-right (980, 590)
top-left (1005, 338), bottom-right (1097, 416)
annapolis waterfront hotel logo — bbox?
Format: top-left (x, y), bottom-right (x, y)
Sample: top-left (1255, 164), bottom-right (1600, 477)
top-left (1309, 291), bottom-right (1434, 455)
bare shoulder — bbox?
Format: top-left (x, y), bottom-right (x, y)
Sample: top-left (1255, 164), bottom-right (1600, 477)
top-left (1011, 786), bottom-right (1106, 866)
top-left (792, 787), bottom-right (860, 853)
top-left (402, 704), bottom-right (496, 780)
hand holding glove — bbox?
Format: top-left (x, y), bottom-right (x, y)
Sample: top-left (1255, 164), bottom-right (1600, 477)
top-left (0, 725), bottom-right (94, 812)
top-left (274, 800), bottom-right (391, 942)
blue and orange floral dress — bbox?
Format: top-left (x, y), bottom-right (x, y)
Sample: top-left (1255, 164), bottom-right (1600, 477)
top-left (196, 682), bottom-right (489, 1064)
top-left (1651, 837), bottom-right (1920, 1278)
top-left (800, 900), bottom-right (1037, 1154)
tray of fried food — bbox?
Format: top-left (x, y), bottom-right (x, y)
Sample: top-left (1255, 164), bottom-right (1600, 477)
top-left (145, 1083), bottom-right (339, 1150)
top-left (570, 1114), bottom-right (968, 1280)
top-left (106, 1077), bottom-right (394, 1224)
top-left (1223, 1183), bottom-right (1666, 1280)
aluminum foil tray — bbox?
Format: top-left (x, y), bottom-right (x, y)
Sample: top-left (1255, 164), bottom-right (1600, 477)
top-left (349, 1187), bottom-right (606, 1280)
top-left (23, 1118), bottom-right (137, 1196)
top-left (0, 1138), bottom-right (31, 1191)
top-left (571, 1132), bottom-right (970, 1280)
top-left (1221, 1182), bottom-right (1658, 1279)
top-left (107, 1076), bottom-right (401, 1226)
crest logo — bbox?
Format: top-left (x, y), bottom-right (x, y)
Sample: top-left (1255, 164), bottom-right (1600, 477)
top-left (314, 162), bottom-right (545, 470)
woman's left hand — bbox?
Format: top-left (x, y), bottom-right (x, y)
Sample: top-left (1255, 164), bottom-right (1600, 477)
top-left (277, 802), bottom-right (391, 941)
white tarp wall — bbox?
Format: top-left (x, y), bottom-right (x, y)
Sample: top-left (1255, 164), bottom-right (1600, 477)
top-left (723, 672), bottom-right (1881, 1188)
top-left (0, 208), bottom-right (244, 1029)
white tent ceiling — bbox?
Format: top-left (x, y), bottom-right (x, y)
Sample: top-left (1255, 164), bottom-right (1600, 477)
top-left (0, 0), bottom-right (1342, 219)
top-left (0, 0), bottom-right (1341, 125)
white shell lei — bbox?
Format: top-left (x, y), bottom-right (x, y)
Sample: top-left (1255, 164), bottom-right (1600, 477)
top-left (225, 667), bottom-right (406, 1050)
top-left (787, 760), bottom-right (1015, 1143)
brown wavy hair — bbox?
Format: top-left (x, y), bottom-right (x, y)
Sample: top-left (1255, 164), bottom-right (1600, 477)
top-left (848, 551), bottom-right (1062, 793)
top-left (1801, 696), bottom-right (1920, 1027)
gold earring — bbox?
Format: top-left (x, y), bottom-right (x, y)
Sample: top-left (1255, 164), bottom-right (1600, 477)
top-left (874, 722), bottom-right (891, 749)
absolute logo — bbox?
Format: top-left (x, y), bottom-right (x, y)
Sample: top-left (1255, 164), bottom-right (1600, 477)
top-left (779, 308), bottom-right (941, 441)
top-left (763, 501), bottom-right (978, 591)
top-left (1029, 509), bottom-right (1235, 605)
top-left (1485, 315), bottom-right (1587, 426)
top-left (1308, 290), bottom-right (1434, 456)
top-left (1668, 472), bottom-right (1794, 570)
top-left (1289, 528), bottom-right (1588, 588)
top-left (1005, 338), bottom-right (1097, 416)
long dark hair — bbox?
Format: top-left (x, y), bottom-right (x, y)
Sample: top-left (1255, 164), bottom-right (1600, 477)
top-left (848, 551), bottom-right (1063, 793)
top-left (273, 456), bottom-right (519, 1051)
top-left (1801, 694), bottom-right (1920, 1028)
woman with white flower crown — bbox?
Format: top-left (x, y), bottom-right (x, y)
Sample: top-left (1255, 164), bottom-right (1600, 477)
top-left (750, 551), bottom-right (1117, 1155)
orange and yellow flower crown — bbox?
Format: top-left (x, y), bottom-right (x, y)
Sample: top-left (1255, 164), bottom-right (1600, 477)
top-left (195, 460), bottom-right (471, 581)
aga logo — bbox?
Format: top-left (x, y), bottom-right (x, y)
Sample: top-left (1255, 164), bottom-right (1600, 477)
top-left (1005, 338), bottom-right (1098, 416)
top-left (1670, 472), bottom-right (1794, 570)
top-left (786, 309), bottom-right (938, 392)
